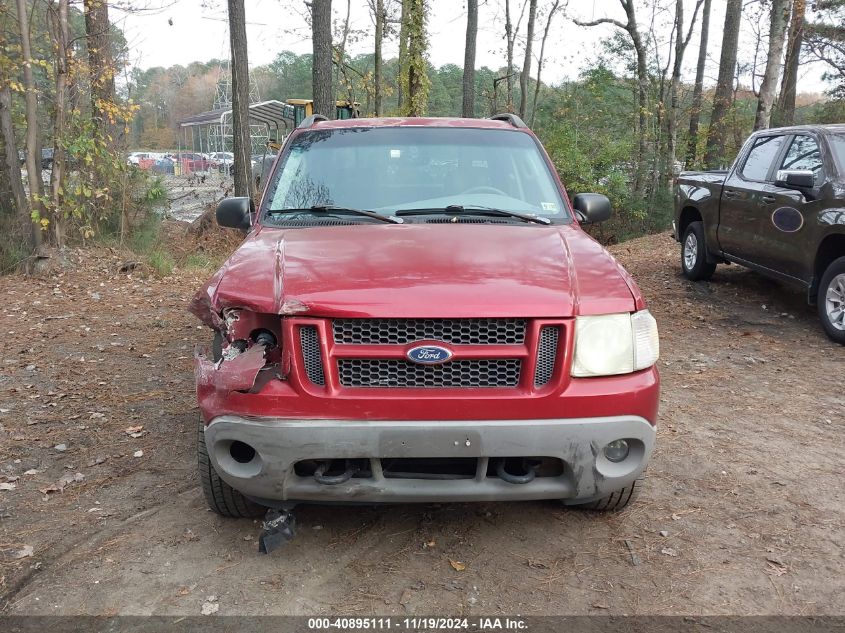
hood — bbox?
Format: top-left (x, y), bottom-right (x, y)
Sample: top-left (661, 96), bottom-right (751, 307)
top-left (190, 223), bottom-right (639, 324)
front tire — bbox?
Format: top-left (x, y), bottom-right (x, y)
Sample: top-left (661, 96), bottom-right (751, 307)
top-left (197, 418), bottom-right (265, 518)
top-left (681, 221), bottom-right (716, 281)
top-left (818, 256), bottom-right (845, 345)
top-left (566, 478), bottom-right (642, 512)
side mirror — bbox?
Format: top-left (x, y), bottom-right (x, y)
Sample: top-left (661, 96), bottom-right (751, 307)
top-left (775, 169), bottom-right (814, 190)
top-left (216, 197), bottom-right (253, 231)
top-left (572, 193), bottom-right (612, 225)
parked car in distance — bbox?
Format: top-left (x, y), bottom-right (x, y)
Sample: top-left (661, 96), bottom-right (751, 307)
top-left (167, 152), bottom-right (211, 172)
top-left (189, 114), bottom-right (660, 519)
top-left (209, 152), bottom-right (234, 173)
top-left (674, 124), bottom-right (845, 344)
top-left (128, 151), bottom-right (151, 166)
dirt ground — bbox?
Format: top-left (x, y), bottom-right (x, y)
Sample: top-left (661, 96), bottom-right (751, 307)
top-left (0, 230), bottom-right (842, 616)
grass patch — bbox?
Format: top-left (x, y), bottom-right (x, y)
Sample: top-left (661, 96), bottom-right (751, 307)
top-left (184, 252), bottom-right (222, 271)
top-left (147, 249), bottom-right (175, 276)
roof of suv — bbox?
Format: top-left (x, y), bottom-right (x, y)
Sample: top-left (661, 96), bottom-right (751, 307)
top-left (752, 123), bottom-right (845, 135)
top-left (306, 116), bottom-right (527, 131)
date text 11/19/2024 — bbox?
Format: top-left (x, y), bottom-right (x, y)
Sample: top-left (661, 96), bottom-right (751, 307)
top-left (307, 617), bottom-right (528, 631)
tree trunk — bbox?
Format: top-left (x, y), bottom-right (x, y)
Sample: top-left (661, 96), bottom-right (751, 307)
top-left (518, 0), bottom-right (537, 118)
top-left (623, 0), bottom-right (648, 194)
top-left (531, 0), bottom-right (560, 127)
top-left (0, 85), bottom-right (29, 233)
top-left (505, 0), bottom-right (514, 112)
top-left (704, 0), bottom-right (742, 169)
top-left (462, 0), bottom-right (478, 117)
top-left (84, 0), bottom-right (116, 142)
top-left (49, 0), bottom-right (70, 248)
top-left (686, 0), bottom-right (712, 167)
top-left (311, 0), bottom-right (334, 118)
top-left (775, 0), bottom-right (804, 126)
top-left (16, 0), bottom-right (43, 250)
top-left (403, 0), bottom-right (429, 116)
top-left (398, 0), bottom-right (409, 111)
top-left (754, 0), bottom-right (789, 130)
top-left (666, 0), bottom-right (703, 181)
top-left (228, 0), bottom-right (253, 197)
top-left (573, 0), bottom-right (649, 193)
top-left (374, 0), bottom-right (384, 116)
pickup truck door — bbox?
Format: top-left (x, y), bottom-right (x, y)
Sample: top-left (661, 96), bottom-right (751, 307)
top-left (717, 133), bottom-right (789, 266)
top-left (752, 133), bottom-right (826, 281)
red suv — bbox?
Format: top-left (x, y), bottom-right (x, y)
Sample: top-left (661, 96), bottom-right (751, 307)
top-left (190, 114), bottom-right (660, 518)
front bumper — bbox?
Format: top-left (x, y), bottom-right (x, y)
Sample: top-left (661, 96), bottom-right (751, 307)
top-left (204, 415), bottom-right (656, 504)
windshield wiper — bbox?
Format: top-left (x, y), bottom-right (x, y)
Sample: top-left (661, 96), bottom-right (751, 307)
top-left (395, 204), bottom-right (551, 225)
top-left (269, 205), bottom-right (402, 224)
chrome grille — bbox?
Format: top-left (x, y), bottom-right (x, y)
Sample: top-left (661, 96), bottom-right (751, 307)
top-left (332, 318), bottom-right (526, 345)
top-left (534, 326), bottom-right (560, 386)
top-left (300, 326), bottom-right (325, 385)
top-left (338, 358), bottom-right (522, 388)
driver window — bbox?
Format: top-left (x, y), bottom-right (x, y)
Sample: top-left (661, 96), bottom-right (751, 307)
top-left (779, 135), bottom-right (824, 185)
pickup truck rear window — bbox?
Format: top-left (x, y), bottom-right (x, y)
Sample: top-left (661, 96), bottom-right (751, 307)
top-left (263, 127), bottom-right (570, 222)
top-left (741, 135), bottom-right (786, 181)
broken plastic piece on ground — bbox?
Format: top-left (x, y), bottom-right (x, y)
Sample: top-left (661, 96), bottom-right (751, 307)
top-left (258, 508), bottom-right (296, 554)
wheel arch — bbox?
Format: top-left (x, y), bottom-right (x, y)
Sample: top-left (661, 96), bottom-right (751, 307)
top-left (810, 232), bottom-right (845, 303)
top-left (678, 206), bottom-right (703, 241)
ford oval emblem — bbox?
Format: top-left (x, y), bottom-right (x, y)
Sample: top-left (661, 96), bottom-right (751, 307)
top-left (406, 344), bottom-right (453, 364)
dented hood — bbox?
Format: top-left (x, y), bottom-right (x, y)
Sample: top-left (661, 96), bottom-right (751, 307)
top-left (189, 223), bottom-right (639, 324)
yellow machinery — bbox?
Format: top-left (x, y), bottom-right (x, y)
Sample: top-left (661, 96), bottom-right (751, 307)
top-left (285, 99), bottom-right (360, 126)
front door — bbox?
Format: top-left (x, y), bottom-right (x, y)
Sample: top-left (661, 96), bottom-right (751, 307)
top-left (753, 134), bottom-right (825, 281)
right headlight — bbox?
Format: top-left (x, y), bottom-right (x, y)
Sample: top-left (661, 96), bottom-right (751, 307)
top-left (572, 310), bottom-right (659, 377)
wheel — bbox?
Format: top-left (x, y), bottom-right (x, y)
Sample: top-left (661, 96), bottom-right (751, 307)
top-left (681, 221), bottom-right (716, 281)
top-left (818, 256), bottom-right (845, 345)
top-left (197, 417), bottom-right (266, 518)
top-left (567, 478), bottom-right (642, 512)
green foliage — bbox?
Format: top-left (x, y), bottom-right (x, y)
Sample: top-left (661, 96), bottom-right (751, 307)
top-left (185, 252), bottom-right (222, 271)
top-left (146, 248), bottom-right (175, 277)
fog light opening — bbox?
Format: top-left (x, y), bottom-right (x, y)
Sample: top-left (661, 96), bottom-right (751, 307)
top-left (229, 440), bottom-right (257, 464)
top-left (603, 439), bottom-right (630, 463)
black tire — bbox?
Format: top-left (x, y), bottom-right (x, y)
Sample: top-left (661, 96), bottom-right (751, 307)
top-left (681, 221), bottom-right (716, 281)
top-left (818, 256), bottom-right (845, 345)
top-left (568, 478), bottom-right (642, 512)
top-left (197, 417), bottom-right (266, 518)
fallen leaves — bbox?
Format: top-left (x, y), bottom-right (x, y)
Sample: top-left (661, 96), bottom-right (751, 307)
top-left (765, 557), bottom-right (789, 576)
top-left (39, 472), bottom-right (85, 495)
top-left (448, 559), bottom-right (466, 572)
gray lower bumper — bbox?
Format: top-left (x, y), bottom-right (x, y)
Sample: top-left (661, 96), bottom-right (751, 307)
top-left (204, 415), bottom-right (656, 504)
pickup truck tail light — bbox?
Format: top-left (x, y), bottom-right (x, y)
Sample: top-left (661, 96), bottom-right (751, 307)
top-left (572, 310), bottom-right (659, 377)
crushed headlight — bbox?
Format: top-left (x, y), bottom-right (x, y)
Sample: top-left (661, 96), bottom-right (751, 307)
top-left (572, 310), bottom-right (659, 377)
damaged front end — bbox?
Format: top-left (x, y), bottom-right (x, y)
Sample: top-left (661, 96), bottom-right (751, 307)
top-left (194, 307), bottom-right (287, 410)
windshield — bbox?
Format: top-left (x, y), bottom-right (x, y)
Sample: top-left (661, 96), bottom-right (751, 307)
top-left (262, 127), bottom-right (570, 222)
top-left (829, 134), bottom-right (845, 175)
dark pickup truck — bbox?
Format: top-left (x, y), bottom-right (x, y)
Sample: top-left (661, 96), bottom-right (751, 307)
top-left (674, 124), bottom-right (845, 344)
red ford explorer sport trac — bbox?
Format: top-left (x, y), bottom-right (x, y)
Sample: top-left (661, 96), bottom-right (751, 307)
top-left (189, 114), bottom-right (660, 526)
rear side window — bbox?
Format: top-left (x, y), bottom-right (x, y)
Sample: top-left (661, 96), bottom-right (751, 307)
top-left (779, 135), bottom-right (824, 185)
top-left (741, 135), bottom-right (786, 181)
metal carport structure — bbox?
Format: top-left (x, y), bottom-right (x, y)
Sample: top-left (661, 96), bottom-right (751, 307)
top-left (178, 100), bottom-right (296, 155)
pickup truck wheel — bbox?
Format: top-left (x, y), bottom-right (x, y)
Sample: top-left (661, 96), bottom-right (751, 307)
top-left (197, 418), bottom-right (266, 518)
top-left (818, 257), bottom-right (845, 345)
top-left (681, 222), bottom-right (716, 281)
top-left (568, 478), bottom-right (642, 512)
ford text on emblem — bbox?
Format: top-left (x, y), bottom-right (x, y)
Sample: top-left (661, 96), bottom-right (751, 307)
top-left (406, 344), bottom-right (453, 364)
